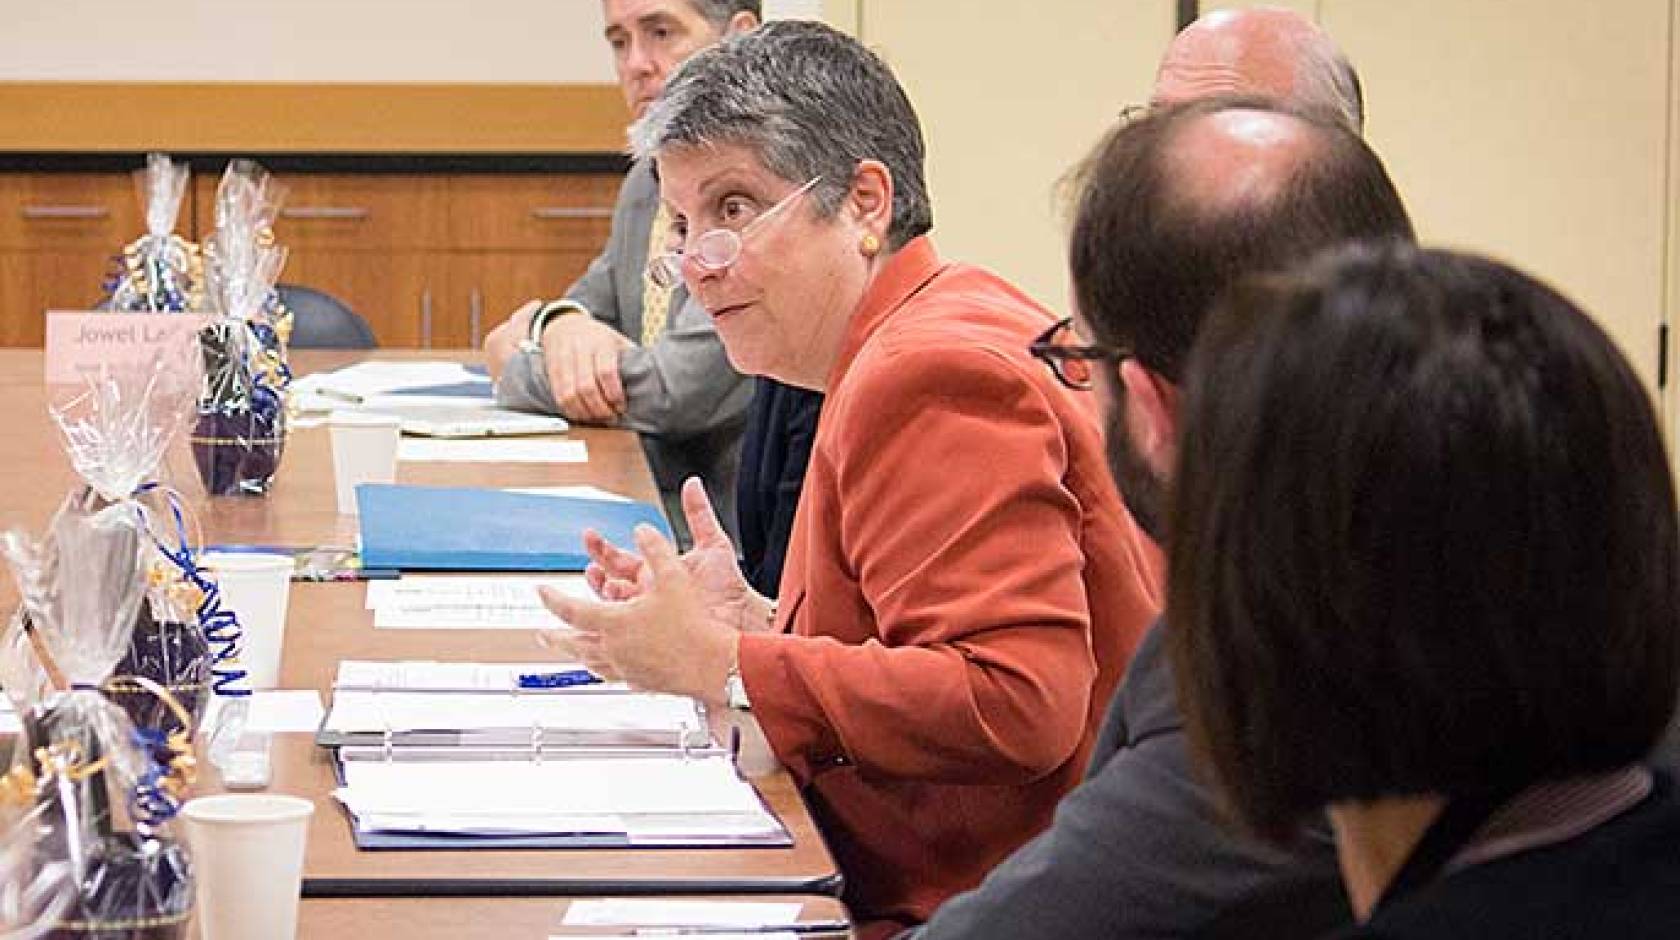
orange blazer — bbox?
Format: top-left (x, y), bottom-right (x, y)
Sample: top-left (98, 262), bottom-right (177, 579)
top-left (737, 237), bottom-right (1164, 935)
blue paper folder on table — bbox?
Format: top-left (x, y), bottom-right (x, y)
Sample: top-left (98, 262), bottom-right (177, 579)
top-left (356, 484), bottom-right (671, 571)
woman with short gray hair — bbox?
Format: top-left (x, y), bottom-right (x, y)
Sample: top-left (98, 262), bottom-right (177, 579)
top-left (540, 22), bottom-right (1162, 935)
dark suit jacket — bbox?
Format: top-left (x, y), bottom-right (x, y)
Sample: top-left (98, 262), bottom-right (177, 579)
top-left (908, 619), bottom-right (1352, 939)
top-left (1328, 772), bottom-right (1680, 939)
top-left (737, 378), bottom-right (823, 598)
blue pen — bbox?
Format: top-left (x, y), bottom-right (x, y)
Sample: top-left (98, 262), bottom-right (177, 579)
top-left (516, 669), bottom-right (602, 689)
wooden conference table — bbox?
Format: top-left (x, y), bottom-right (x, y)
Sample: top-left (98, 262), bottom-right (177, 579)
top-left (300, 895), bottom-right (850, 937)
top-left (0, 349), bottom-right (842, 903)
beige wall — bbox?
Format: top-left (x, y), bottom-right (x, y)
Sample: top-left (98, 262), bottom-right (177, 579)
top-left (1, 0), bottom-right (615, 82)
top-left (1669, 0), bottom-right (1680, 439)
top-left (0, 0), bottom-right (826, 83)
top-left (822, 0), bottom-right (861, 34)
top-left (1332, 0), bottom-right (1671, 398)
top-left (859, 1), bottom-right (1177, 313)
top-left (856, 0), bottom-right (1679, 399)
top-left (1196, 0), bottom-right (1678, 402)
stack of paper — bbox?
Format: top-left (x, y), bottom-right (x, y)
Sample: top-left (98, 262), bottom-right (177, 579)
top-left (334, 755), bottom-right (786, 843)
top-left (397, 436), bottom-right (587, 464)
top-left (364, 573), bottom-right (590, 630)
top-left (323, 692), bottom-right (709, 748)
top-left (562, 899), bottom-right (846, 936)
top-left (335, 659), bottom-right (607, 691)
top-left (293, 360), bottom-right (493, 408)
top-left (318, 660), bottom-right (786, 849)
top-left (319, 659), bottom-right (712, 750)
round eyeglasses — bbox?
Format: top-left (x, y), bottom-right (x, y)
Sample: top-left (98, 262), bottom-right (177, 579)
top-left (1029, 317), bottom-right (1131, 391)
top-left (645, 177), bottom-right (823, 290)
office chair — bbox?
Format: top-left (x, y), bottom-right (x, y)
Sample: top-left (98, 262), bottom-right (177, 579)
top-left (277, 283), bottom-right (377, 349)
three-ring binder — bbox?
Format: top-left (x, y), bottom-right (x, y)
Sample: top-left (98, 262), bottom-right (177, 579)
top-left (322, 661), bottom-right (786, 851)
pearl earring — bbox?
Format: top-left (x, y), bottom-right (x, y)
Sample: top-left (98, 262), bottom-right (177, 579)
top-left (859, 233), bottom-right (881, 257)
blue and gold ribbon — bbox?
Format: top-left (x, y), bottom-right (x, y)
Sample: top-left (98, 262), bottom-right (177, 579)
top-left (131, 483), bottom-right (251, 698)
top-left (110, 674), bottom-right (199, 827)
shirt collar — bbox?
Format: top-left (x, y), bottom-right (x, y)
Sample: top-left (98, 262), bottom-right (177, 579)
top-left (825, 235), bottom-right (947, 390)
top-left (1448, 765), bottom-right (1653, 873)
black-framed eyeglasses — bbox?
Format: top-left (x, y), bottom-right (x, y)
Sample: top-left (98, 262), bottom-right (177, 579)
top-left (1029, 317), bottom-right (1130, 391)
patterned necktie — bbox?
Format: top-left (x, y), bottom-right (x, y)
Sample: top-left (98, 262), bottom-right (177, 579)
top-left (640, 203), bottom-right (675, 346)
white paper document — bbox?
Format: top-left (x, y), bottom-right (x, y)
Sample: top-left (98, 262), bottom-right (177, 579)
top-left (202, 690), bottom-right (326, 734)
top-left (323, 658), bottom-right (709, 747)
top-left (551, 935), bottom-right (796, 940)
top-left (504, 485), bottom-right (630, 503)
top-left (295, 361), bottom-right (487, 399)
top-left (397, 437), bottom-right (588, 464)
top-left (335, 756), bottom-right (781, 839)
top-left (334, 658), bottom-right (615, 692)
top-left (561, 899), bottom-right (805, 928)
top-left (323, 690), bottom-right (706, 740)
top-left (364, 574), bottom-right (590, 630)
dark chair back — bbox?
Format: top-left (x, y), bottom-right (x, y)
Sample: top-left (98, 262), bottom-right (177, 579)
top-left (277, 283), bottom-right (377, 349)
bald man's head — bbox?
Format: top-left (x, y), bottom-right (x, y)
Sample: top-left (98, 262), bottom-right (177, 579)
top-left (1152, 7), bottom-right (1363, 131)
top-left (1069, 97), bottom-right (1411, 382)
top-left (1164, 106), bottom-right (1316, 222)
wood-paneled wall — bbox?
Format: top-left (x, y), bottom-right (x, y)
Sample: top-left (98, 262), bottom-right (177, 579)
top-left (0, 84), bottom-right (630, 154)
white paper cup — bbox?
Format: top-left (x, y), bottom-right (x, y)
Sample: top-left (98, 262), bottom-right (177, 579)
top-left (328, 412), bottom-right (401, 516)
top-left (182, 794), bottom-right (314, 940)
top-left (200, 551), bottom-right (293, 689)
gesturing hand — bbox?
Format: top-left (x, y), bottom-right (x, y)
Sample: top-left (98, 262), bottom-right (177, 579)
top-left (582, 478), bottom-right (771, 633)
top-left (538, 520), bottom-right (737, 703)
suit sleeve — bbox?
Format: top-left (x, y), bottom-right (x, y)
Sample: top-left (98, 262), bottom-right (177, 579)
top-left (615, 291), bottom-right (752, 439)
top-left (739, 343), bottom-right (1099, 785)
top-left (493, 165), bottom-right (637, 415)
top-left (908, 705), bottom-right (1348, 938)
top-left (563, 164), bottom-right (638, 332)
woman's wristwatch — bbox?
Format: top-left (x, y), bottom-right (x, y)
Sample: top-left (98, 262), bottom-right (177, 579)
top-left (724, 662), bottom-right (751, 711)
top-left (725, 600), bottom-right (778, 711)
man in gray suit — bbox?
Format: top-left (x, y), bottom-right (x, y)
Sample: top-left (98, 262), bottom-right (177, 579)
top-left (908, 11), bottom-right (1413, 938)
top-left (485, 0), bottom-right (759, 543)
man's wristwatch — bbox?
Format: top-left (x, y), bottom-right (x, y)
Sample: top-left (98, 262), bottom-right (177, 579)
top-left (519, 299), bottom-right (581, 354)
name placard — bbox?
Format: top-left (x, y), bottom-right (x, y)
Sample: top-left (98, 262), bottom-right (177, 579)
top-left (44, 311), bottom-right (207, 385)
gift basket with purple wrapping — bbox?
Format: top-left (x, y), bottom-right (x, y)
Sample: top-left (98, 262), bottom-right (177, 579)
top-left (190, 160), bottom-right (294, 497)
top-left (101, 154), bottom-right (203, 316)
top-left (0, 335), bottom-right (255, 937)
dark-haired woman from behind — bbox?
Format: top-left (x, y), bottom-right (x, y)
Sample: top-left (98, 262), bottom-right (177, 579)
top-left (1168, 243), bottom-right (1680, 938)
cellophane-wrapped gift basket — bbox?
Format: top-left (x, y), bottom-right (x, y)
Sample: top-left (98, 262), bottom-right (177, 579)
top-left (0, 331), bottom-right (259, 937)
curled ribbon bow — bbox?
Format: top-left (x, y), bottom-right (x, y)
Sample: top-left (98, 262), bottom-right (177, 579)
top-left (131, 483), bottom-right (251, 698)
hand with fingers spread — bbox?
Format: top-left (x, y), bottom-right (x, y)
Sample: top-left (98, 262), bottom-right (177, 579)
top-left (541, 314), bottom-right (634, 424)
top-left (538, 521), bottom-right (739, 703)
top-left (582, 527), bottom-right (648, 601)
top-left (580, 477), bottom-right (775, 631)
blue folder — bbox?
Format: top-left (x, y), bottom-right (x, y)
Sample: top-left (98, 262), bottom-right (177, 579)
top-left (356, 484), bottom-right (671, 571)
top-left (384, 379), bottom-right (494, 399)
